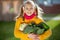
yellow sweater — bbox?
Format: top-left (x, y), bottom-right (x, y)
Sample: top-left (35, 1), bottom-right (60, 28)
top-left (14, 16), bottom-right (52, 40)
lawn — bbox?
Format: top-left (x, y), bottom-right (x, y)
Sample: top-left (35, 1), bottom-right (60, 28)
top-left (0, 14), bottom-right (60, 40)
top-left (0, 21), bottom-right (20, 40)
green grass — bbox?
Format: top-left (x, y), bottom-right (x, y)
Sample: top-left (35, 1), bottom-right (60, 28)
top-left (47, 20), bottom-right (60, 29)
top-left (0, 20), bottom-right (60, 40)
top-left (46, 14), bottom-right (60, 29)
top-left (49, 24), bottom-right (60, 40)
top-left (0, 14), bottom-right (60, 40)
top-left (0, 21), bottom-right (20, 40)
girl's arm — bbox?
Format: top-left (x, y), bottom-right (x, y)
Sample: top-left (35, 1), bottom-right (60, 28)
top-left (14, 18), bottom-right (28, 39)
top-left (39, 29), bottom-right (52, 40)
top-left (34, 18), bottom-right (52, 40)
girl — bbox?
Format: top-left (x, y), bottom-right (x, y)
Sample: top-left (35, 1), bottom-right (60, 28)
top-left (14, 0), bottom-right (52, 40)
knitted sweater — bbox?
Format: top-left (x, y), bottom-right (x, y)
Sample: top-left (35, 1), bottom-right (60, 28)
top-left (14, 16), bottom-right (52, 40)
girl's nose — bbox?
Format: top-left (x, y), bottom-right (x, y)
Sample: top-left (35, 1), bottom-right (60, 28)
top-left (28, 9), bottom-right (30, 11)
top-left (28, 8), bottom-right (31, 11)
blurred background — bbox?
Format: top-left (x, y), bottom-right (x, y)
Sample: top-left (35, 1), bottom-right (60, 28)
top-left (0, 0), bottom-right (60, 40)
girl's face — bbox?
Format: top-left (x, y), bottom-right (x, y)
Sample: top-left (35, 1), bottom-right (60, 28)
top-left (23, 3), bottom-right (35, 16)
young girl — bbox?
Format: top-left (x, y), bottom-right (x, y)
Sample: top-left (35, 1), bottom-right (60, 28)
top-left (14, 0), bottom-right (52, 40)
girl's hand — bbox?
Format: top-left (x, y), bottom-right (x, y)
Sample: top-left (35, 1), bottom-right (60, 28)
top-left (28, 33), bottom-right (40, 40)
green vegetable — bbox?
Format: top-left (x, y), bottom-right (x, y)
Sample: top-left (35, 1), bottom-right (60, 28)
top-left (37, 29), bottom-right (45, 35)
top-left (42, 22), bottom-right (49, 31)
top-left (23, 22), bottom-right (49, 35)
top-left (23, 26), bottom-right (34, 34)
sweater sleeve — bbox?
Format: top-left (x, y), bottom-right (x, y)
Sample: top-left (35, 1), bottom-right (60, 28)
top-left (34, 18), bottom-right (52, 40)
top-left (14, 18), bottom-right (28, 39)
top-left (39, 29), bottom-right (52, 40)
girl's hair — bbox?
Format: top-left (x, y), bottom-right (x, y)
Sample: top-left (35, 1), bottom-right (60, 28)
top-left (16, 0), bottom-right (44, 19)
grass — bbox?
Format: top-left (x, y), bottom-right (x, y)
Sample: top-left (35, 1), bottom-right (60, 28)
top-left (0, 14), bottom-right (60, 40)
top-left (0, 20), bottom-right (60, 40)
top-left (49, 24), bottom-right (60, 40)
top-left (46, 14), bottom-right (60, 29)
top-left (0, 21), bottom-right (20, 40)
